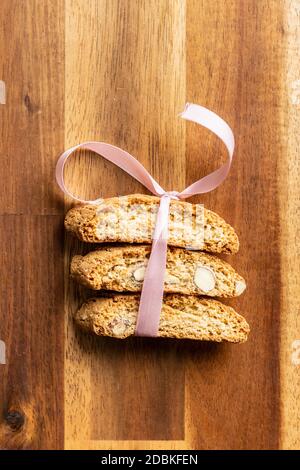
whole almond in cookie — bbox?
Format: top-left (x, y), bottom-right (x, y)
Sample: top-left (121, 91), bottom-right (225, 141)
top-left (194, 266), bottom-right (216, 293)
top-left (71, 245), bottom-right (246, 298)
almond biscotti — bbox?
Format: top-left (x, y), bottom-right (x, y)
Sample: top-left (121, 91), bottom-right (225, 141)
top-left (65, 194), bottom-right (239, 254)
top-left (71, 245), bottom-right (246, 297)
top-left (75, 294), bottom-right (250, 342)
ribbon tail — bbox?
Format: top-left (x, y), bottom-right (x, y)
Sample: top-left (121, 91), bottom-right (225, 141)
top-left (135, 196), bottom-right (171, 337)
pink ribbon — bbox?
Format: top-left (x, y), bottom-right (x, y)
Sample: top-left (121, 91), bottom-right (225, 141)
top-left (56, 103), bottom-right (234, 337)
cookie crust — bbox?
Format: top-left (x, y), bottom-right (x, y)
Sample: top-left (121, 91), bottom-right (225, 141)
top-left (65, 194), bottom-right (239, 254)
top-left (71, 245), bottom-right (246, 297)
top-left (75, 294), bottom-right (250, 342)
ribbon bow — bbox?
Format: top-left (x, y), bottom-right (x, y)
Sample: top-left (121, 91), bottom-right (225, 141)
top-left (56, 103), bottom-right (234, 337)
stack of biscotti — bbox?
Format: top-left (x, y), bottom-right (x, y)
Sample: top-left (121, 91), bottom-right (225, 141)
top-left (65, 194), bottom-right (249, 342)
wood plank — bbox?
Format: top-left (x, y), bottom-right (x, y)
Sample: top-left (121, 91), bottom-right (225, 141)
top-left (66, 440), bottom-right (188, 450)
top-left (185, 0), bottom-right (282, 449)
top-left (0, 216), bottom-right (64, 449)
top-left (0, 0), bottom-right (298, 451)
top-left (64, 0), bottom-right (186, 445)
top-left (0, 0), bottom-right (65, 450)
top-left (279, 0), bottom-right (300, 450)
top-left (0, 0), bottom-right (64, 215)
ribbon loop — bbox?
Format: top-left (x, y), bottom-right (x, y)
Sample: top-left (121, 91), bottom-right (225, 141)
top-left (55, 142), bottom-right (166, 204)
top-left (56, 103), bottom-right (235, 337)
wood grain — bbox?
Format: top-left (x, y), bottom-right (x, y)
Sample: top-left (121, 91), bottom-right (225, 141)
top-left (64, 0), bottom-right (186, 443)
top-left (185, 0), bottom-right (282, 449)
top-left (279, 0), bottom-right (300, 450)
top-left (0, 0), bottom-right (299, 450)
top-left (0, 216), bottom-right (64, 449)
top-left (0, 0), bottom-right (65, 450)
top-left (0, 0), bottom-right (65, 215)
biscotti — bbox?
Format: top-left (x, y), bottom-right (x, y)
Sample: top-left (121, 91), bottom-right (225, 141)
top-left (75, 294), bottom-right (250, 342)
top-left (71, 245), bottom-right (246, 297)
top-left (65, 194), bottom-right (239, 254)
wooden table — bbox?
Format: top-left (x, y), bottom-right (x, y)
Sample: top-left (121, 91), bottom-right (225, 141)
top-left (0, 0), bottom-right (299, 450)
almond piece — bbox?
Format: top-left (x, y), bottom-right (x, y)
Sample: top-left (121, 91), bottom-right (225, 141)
top-left (194, 266), bottom-right (216, 293)
top-left (164, 273), bottom-right (180, 284)
top-left (133, 266), bottom-right (146, 282)
top-left (111, 320), bottom-right (126, 337)
top-left (235, 280), bottom-right (246, 296)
